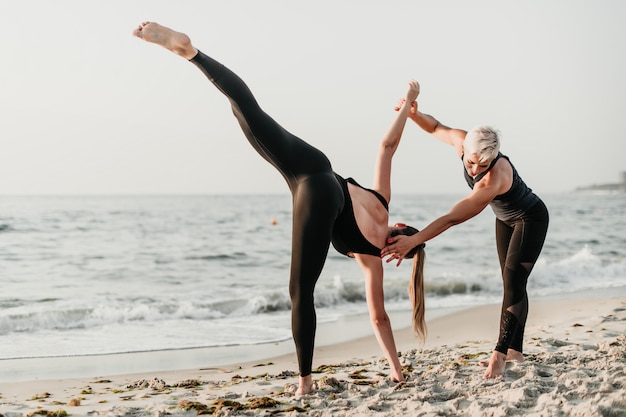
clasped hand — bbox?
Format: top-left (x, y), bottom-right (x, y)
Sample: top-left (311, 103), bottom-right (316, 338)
top-left (381, 234), bottom-right (414, 266)
top-left (394, 80), bottom-right (420, 113)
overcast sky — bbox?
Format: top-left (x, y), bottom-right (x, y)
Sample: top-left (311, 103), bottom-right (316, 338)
top-left (1, 1), bottom-right (624, 195)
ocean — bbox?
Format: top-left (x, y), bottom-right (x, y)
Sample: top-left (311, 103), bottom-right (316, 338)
top-left (0, 193), bottom-right (625, 367)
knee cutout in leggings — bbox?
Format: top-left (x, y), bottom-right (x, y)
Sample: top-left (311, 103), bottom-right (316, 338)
top-left (506, 299), bottom-right (528, 321)
top-left (501, 298), bottom-right (528, 353)
top-left (496, 310), bottom-right (519, 354)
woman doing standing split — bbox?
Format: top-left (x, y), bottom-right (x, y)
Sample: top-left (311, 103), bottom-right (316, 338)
top-left (133, 21), bottom-right (426, 395)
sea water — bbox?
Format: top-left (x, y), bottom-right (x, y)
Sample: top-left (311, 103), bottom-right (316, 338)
top-left (0, 193), bottom-right (624, 362)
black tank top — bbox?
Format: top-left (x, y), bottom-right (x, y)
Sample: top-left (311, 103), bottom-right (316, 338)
top-left (463, 153), bottom-right (539, 222)
top-left (331, 175), bottom-right (389, 257)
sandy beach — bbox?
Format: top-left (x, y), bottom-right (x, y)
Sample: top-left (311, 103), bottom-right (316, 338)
top-left (1, 292), bottom-right (625, 417)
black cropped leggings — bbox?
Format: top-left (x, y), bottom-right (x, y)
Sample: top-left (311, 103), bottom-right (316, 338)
top-left (494, 199), bottom-right (549, 354)
top-left (190, 51), bottom-right (345, 376)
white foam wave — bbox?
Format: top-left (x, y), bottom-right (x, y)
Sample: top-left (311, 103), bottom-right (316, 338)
top-left (529, 245), bottom-right (626, 295)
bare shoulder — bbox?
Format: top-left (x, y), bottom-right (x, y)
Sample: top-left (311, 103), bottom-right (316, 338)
top-left (485, 157), bottom-right (514, 194)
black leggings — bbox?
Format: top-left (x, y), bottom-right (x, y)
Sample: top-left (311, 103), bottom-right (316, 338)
top-left (494, 199), bottom-right (549, 354)
top-left (190, 51), bottom-right (345, 376)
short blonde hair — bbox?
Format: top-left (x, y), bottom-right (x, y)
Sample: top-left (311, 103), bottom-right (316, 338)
top-left (464, 125), bottom-right (500, 163)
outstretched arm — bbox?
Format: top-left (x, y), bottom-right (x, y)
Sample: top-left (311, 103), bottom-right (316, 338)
top-left (381, 183), bottom-right (498, 265)
top-left (355, 254), bottom-right (404, 382)
top-left (373, 80), bottom-right (420, 202)
top-left (396, 89), bottom-right (467, 158)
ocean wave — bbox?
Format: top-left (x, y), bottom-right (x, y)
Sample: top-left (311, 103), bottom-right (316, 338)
top-left (0, 300), bottom-right (227, 334)
top-left (527, 245), bottom-right (626, 295)
top-left (2, 245), bottom-right (624, 336)
top-left (184, 254), bottom-right (237, 261)
top-left (0, 193), bottom-right (624, 359)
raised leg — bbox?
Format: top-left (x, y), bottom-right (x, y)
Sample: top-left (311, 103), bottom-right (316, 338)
top-left (132, 22), bottom-right (198, 60)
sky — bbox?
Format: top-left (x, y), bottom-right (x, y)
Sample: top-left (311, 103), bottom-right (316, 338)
top-left (1, 1), bottom-right (625, 195)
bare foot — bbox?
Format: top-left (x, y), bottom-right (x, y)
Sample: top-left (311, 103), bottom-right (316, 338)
top-left (505, 348), bottom-right (524, 363)
top-left (483, 351), bottom-right (506, 379)
top-left (479, 348), bottom-right (524, 367)
top-left (296, 375), bottom-right (314, 396)
top-left (132, 21), bottom-right (197, 60)
top-left (390, 370), bottom-right (405, 383)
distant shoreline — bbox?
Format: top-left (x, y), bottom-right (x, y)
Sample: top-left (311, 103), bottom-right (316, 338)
top-left (575, 171), bottom-right (626, 193)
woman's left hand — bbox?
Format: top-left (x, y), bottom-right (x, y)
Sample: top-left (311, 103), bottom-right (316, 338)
top-left (381, 234), bottom-right (414, 266)
top-left (406, 79), bottom-right (420, 103)
top-left (394, 80), bottom-right (419, 113)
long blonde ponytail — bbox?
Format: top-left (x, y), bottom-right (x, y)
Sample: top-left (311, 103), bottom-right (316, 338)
top-left (409, 246), bottom-right (427, 343)
top-left (389, 223), bottom-right (427, 342)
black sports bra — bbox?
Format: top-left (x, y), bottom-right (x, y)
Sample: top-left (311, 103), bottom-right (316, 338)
top-left (331, 175), bottom-right (389, 257)
top-left (463, 153), bottom-right (540, 222)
